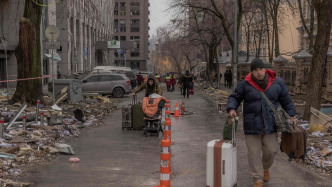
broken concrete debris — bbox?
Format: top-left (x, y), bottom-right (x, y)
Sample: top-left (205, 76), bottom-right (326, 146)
top-left (0, 93), bottom-right (118, 180)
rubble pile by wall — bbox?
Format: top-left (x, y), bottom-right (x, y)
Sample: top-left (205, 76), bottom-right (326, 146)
top-left (0, 96), bottom-right (118, 184)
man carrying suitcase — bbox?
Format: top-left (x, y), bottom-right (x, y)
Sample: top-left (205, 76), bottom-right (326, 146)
top-left (226, 59), bottom-right (297, 187)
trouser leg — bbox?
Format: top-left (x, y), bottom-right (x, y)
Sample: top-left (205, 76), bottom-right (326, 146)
top-left (245, 135), bottom-right (264, 182)
top-left (262, 133), bottom-right (278, 170)
top-left (183, 86), bottom-right (187, 97)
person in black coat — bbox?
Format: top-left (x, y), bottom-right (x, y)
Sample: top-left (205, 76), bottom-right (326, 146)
top-left (182, 70), bottom-right (193, 98)
top-left (226, 59), bottom-right (297, 186)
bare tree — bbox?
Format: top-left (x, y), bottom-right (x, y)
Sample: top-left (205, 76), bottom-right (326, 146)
top-left (297, 0), bottom-right (315, 52)
top-left (303, 0), bottom-right (332, 120)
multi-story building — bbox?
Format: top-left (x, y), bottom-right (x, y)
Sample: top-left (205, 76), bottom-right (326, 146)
top-left (0, 0), bottom-right (114, 89)
top-left (53, 0), bottom-right (114, 75)
top-left (113, 0), bottom-right (150, 71)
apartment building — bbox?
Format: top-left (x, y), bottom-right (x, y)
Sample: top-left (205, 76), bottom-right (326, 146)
top-left (0, 0), bottom-right (114, 88)
top-left (54, 0), bottom-right (114, 75)
top-left (113, 0), bottom-right (150, 71)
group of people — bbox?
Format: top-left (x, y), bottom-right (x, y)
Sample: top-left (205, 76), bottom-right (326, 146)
top-left (132, 59), bottom-right (298, 187)
top-left (133, 70), bottom-right (194, 99)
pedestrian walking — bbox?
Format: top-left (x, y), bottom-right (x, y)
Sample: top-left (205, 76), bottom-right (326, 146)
top-left (226, 59), bottom-right (297, 187)
top-left (226, 70), bottom-right (232, 88)
top-left (182, 70), bottom-right (193, 98)
top-left (224, 70), bottom-right (229, 87)
top-left (57, 65), bottom-right (62, 79)
top-left (136, 72), bottom-right (143, 86)
top-left (165, 73), bottom-right (171, 92)
top-left (155, 73), bottom-right (161, 83)
top-left (170, 73), bottom-right (176, 92)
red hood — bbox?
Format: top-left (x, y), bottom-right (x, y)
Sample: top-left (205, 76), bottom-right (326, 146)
top-left (245, 69), bottom-right (276, 91)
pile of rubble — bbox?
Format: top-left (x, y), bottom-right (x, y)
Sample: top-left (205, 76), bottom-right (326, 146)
top-left (297, 120), bottom-right (332, 175)
top-left (0, 95), bottom-right (118, 184)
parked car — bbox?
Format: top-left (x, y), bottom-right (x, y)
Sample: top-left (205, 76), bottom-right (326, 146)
top-left (118, 70), bottom-right (137, 89)
top-left (81, 73), bottom-right (132, 98)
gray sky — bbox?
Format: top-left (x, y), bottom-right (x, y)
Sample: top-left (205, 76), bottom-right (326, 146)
top-left (149, 0), bottom-right (172, 37)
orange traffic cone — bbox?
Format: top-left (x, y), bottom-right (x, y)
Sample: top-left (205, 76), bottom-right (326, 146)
top-left (173, 102), bottom-right (181, 117)
top-left (181, 99), bottom-right (186, 113)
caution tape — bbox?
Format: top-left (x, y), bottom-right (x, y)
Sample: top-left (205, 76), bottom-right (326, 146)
top-left (0, 75), bottom-right (54, 83)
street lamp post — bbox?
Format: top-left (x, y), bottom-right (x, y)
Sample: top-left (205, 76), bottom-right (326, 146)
top-left (233, 0), bottom-right (238, 91)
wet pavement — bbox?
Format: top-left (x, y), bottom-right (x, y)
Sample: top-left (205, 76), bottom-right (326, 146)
top-left (17, 86), bottom-right (332, 186)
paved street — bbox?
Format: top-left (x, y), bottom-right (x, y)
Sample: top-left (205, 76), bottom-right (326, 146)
top-left (18, 86), bottom-right (331, 187)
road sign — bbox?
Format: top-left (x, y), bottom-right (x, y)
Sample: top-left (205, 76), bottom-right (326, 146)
top-left (84, 47), bottom-right (88, 56)
top-left (107, 40), bottom-right (120, 49)
top-left (45, 25), bottom-right (60, 41)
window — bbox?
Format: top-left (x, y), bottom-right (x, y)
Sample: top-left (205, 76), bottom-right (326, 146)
top-left (114, 11), bottom-right (118, 15)
top-left (120, 19), bottom-right (126, 26)
top-left (111, 75), bottom-right (125, 80)
top-left (99, 75), bottom-right (111, 82)
top-left (131, 51), bottom-right (140, 57)
top-left (113, 36), bottom-right (119, 40)
top-left (86, 75), bottom-right (99, 82)
top-left (130, 36), bottom-right (140, 40)
top-left (130, 28), bottom-right (139, 32)
top-left (131, 19), bottom-right (140, 24)
top-left (120, 36), bottom-right (126, 41)
top-left (131, 10), bottom-right (139, 16)
top-left (120, 27), bottom-right (126, 32)
top-left (120, 11), bottom-right (126, 16)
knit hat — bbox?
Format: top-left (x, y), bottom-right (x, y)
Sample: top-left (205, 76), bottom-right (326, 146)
top-left (251, 59), bottom-right (265, 71)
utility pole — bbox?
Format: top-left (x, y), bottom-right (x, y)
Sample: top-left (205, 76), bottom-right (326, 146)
top-left (233, 0), bottom-right (238, 91)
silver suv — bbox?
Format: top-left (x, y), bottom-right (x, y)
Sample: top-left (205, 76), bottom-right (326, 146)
top-left (82, 73), bottom-right (132, 98)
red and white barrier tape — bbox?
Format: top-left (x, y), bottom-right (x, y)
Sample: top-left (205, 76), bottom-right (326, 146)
top-left (0, 75), bottom-right (54, 83)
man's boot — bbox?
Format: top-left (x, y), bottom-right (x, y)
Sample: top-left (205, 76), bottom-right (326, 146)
top-left (264, 170), bottom-right (270, 182)
top-left (254, 181), bottom-right (263, 187)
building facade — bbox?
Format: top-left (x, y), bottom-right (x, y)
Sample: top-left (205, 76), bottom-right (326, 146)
top-left (0, 0), bottom-right (114, 89)
top-left (113, 0), bottom-right (150, 71)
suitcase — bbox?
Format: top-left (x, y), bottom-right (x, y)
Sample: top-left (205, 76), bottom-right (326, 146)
top-left (189, 87), bottom-right (194, 95)
top-left (122, 105), bottom-right (132, 130)
top-left (280, 125), bottom-right (307, 163)
top-left (132, 95), bottom-right (145, 129)
top-left (206, 118), bottom-right (237, 187)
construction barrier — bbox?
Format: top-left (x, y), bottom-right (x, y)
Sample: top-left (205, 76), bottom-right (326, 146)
top-left (0, 117), bottom-right (3, 138)
top-left (36, 99), bottom-right (40, 124)
top-left (181, 99), bottom-right (185, 113)
top-left (0, 75), bottom-right (54, 83)
top-left (164, 120), bottom-right (171, 142)
top-left (160, 139), bottom-right (171, 187)
top-left (23, 113), bottom-right (27, 130)
top-left (165, 111), bottom-right (171, 121)
top-left (40, 112), bottom-right (44, 125)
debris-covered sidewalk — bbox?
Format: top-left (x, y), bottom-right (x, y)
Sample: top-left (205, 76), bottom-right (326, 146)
top-left (0, 93), bottom-right (118, 186)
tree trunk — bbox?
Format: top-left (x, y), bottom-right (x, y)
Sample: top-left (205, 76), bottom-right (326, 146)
top-left (303, 0), bottom-right (332, 120)
top-left (246, 29), bottom-right (250, 61)
top-left (207, 46), bottom-right (216, 84)
top-left (12, 0), bottom-right (43, 104)
top-left (273, 2), bottom-right (280, 57)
